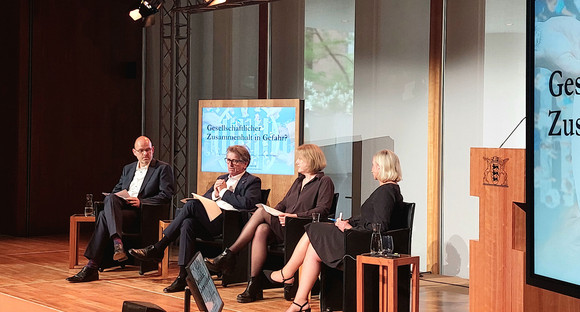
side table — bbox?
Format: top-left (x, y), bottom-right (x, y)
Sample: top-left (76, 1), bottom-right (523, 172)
top-left (69, 214), bottom-right (96, 268)
top-left (158, 220), bottom-right (172, 277)
top-left (356, 254), bottom-right (420, 312)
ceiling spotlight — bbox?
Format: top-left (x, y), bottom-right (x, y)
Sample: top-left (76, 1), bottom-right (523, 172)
top-left (206, 0), bottom-right (226, 6)
top-left (130, 0), bottom-right (162, 27)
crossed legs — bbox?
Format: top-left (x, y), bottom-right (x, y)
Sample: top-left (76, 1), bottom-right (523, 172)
top-left (68, 194), bottom-right (134, 283)
top-left (270, 233), bottom-right (321, 312)
top-left (229, 207), bottom-right (272, 253)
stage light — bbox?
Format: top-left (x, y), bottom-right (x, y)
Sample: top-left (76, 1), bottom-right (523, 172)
top-left (130, 0), bottom-right (162, 27)
top-left (206, 0), bottom-right (226, 6)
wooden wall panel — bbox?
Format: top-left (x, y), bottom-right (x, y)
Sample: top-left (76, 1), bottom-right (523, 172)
top-left (525, 285), bottom-right (580, 312)
top-left (2, 0), bottom-right (143, 235)
top-left (0, 0), bottom-right (29, 235)
top-left (29, 0), bottom-right (143, 235)
top-left (427, 0), bottom-right (443, 274)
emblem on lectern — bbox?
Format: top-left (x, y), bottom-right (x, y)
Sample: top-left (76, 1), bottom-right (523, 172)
top-left (483, 156), bottom-right (509, 187)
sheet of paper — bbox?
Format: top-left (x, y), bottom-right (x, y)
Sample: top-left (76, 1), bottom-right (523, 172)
top-left (216, 200), bottom-right (236, 211)
top-left (257, 204), bottom-right (282, 216)
top-left (115, 190), bottom-right (130, 199)
top-left (190, 193), bottom-right (223, 221)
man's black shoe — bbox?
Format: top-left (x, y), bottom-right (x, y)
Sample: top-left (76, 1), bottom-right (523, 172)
top-left (163, 276), bottom-right (187, 293)
top-left (129, 245), bottom-right (163, 263)
top-left (113, 242), bottom-right (128, 262)
top-left (66, 266), bottom-right (99, 283)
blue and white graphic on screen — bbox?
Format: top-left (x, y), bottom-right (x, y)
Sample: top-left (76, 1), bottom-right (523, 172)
top-left (533, 0), bottom-right (580, 287)
top-left (201, 107), bottom-right (296, 175)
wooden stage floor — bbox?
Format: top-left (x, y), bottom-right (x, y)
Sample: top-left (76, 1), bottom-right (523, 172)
top-left (0, 234), bottom-right (469, 311)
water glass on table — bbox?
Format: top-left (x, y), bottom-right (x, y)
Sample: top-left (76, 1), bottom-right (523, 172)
top-left (84, 193), bottom-right (94, 217)
top-left (381, 235), bottom-right (394, 256)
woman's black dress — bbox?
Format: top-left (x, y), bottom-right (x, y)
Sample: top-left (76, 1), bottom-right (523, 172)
top-left (305, 183), bottom-right (403, 268)
top-left (268, 172), bottom-right (335, 241)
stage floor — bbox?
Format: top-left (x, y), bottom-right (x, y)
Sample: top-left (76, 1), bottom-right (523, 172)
top-left (0, 234), bottom-right (468, 311)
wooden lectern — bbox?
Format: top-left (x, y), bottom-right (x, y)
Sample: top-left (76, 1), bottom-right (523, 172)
top-left (469, 148), bottom-right (580, 312)
top-left (469, 148), bottom-right (526, 312)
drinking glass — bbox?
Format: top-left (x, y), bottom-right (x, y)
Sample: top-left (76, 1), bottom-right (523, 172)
top-left (84, 193), bottom-right (94, 217)
top-left (370, 223), bottom-right (382, 256)
top-left (312, 212), bottom-right (320, 223)
top-left (382, 235), bottom-right (394, 256)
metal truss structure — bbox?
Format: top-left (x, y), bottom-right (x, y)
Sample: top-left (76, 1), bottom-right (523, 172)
top-left (159, 0), bottom-right (192, 216)
top-left (157, 0), bottom-right (277, 216)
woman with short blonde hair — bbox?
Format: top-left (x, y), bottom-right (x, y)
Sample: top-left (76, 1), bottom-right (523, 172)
top-left (372, 149), bottom-right (402, 183)
top-left (295, 144), bottom-right (326, 173)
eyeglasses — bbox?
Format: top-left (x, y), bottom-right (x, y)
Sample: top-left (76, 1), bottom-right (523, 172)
top-left (135, 148), bottom-right (152, 154)
top-left (225, 158), bottom-right (244, 165)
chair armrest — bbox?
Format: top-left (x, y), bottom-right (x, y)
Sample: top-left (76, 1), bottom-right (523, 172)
top-left (344, 229), bottom-right (372, 257)
top-left (341, 229), bottom-right (373, 311)
top-left (140, 203), bottom-right (171, 245)
top-left (283, 217), bottom-right (312, 261)
top-left (94, 201), bottom-right (105, 217)
top-left (222, 210), bottom-right (251, 246)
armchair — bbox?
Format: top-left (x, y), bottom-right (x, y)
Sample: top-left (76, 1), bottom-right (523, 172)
top-left (94, 200), bottom-right (171, 275)
top-left (197, 189), bottom-right (271, 286)
top-left (319, 201), bottom-right (416, 312)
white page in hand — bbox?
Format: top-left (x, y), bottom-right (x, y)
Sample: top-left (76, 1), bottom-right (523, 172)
top-left (115, 190), bottom-right (130, 199)
top-left (257, 204), bottom-right (282, 216)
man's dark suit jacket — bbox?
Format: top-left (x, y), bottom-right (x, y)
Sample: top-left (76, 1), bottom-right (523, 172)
top-left (112, 158), bottom-right (175, 205)
top-left (84, 158), bottom-right (174, 264)
top-left (201, 171), bottom-right (262, 212)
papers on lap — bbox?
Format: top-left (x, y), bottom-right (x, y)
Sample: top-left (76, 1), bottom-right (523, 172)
top-left (180, 193), bottom-right (235, 221)
top-left (257, 204), bottom-right (282, 216)
top-left (115, 190), bottom-right (130, 199)
top-left (102, 190), bottom-right (130, 199)
top-left (216, 200), bottom-right (235, 211)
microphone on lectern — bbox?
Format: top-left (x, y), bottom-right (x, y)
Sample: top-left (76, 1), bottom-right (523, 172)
top-left (499, 117), bottom-right (526, 148)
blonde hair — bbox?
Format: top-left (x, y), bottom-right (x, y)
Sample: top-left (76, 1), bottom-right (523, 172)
top-left (296, 144), bottom-right (327, 173)
top-left (373, 149), bottom-right (402, 183)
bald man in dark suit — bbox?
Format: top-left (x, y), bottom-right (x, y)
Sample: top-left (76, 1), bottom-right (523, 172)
top-left (67, 136), bottom-right (175, 283)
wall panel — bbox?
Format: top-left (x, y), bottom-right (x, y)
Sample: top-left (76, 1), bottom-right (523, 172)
top-left (1, 0), bottom-right (143, 235)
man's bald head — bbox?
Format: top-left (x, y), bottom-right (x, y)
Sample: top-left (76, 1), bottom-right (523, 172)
top-left (132, 136), bottom-right (154, 167)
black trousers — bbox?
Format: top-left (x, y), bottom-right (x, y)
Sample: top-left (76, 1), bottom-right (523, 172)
top-left (84, 194), bottom-right (137, 263)
top-left (162, 199), bottom-right (223, 266)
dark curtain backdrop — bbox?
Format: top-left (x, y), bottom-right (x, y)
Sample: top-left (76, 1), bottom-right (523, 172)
top-left (1, 0), bottom-right (144, 235)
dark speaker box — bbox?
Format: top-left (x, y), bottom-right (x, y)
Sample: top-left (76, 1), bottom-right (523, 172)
top-left (122, 301), bottom-right (166, 312)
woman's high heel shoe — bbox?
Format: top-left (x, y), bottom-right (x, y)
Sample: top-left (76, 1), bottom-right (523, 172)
top-left (291, 301), bottom-right (311, 312)
top-left (237, 274), bottom-right (264, 303)
top-left (263, 269), bottom-right (294, 288)
top-left (264, 269), bottom-right (297, 300)
top-left (204, 248), bottom-right (235, 274)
